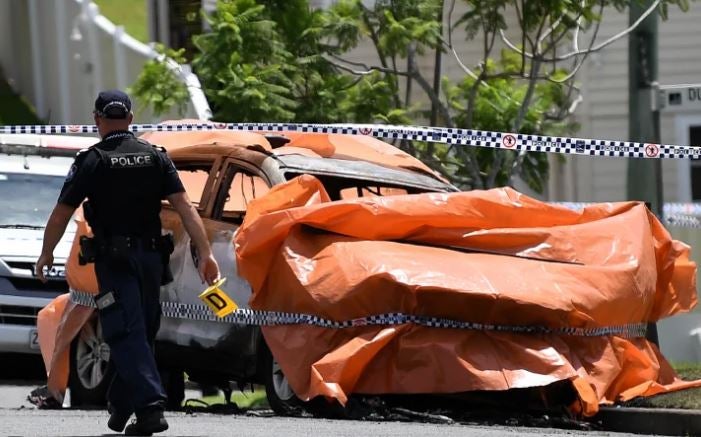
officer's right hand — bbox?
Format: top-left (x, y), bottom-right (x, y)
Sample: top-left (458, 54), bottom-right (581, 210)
top-left (198, 253), bottom-right (220, 285)
top-left (36, 252), bottom-right (54, 283)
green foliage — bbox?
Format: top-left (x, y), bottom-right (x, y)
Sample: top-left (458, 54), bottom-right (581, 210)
top-left (192, 0), bottom-right (297, 121)
top-left (132, 0), bottom-right (690, 193)
top-left (129, 44), bottom-right (189, 117)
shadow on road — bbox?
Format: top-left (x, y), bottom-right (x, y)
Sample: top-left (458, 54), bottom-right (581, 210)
top-left (0, 353), bottom-right (46, 384)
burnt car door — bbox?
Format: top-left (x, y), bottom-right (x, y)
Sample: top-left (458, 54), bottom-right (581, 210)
top-left (156, 153), bottom-right (274, 379)
top-left (157, 155), bottom-right (228, 347)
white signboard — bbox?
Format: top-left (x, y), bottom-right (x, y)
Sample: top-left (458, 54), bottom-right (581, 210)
top-left (658, 84), bottom-right (701, 113)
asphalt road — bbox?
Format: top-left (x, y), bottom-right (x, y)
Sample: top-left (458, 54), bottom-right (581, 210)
top-left (0, 379), bottom-right (648, 437)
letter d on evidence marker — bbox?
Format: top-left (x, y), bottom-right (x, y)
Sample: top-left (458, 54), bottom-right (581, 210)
top-left (198, 278), bottom-right (237, 317)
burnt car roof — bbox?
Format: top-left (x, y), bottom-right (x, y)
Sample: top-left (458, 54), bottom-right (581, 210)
top-left (274, 154), bottom-right (457, 192)
top-left (143, 129), bottom-right (448, 181)
top-left (169, 143), bottom-right (457, 192)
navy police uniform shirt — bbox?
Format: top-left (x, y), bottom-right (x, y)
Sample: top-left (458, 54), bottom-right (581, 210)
top-left (58, 130), bottom-right (184, 237)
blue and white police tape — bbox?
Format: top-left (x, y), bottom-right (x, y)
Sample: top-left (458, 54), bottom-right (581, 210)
top-left (665, 215), bottom-right (701, 228)
top-left (2, 121), bottom-right (701, 159)
top-left (69, 290), bottom-right (647, 339)
top-left (665, 202), bottom-right (701, 216)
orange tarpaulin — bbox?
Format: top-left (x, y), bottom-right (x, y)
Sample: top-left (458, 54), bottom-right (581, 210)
top-left (235, 175), bottom-right (701, 416)
top-left (38, 207), bottom-right (97, 402)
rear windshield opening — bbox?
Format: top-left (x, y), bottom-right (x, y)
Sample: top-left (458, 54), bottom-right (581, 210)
top-left (284, 172), bottom-right (423, 201)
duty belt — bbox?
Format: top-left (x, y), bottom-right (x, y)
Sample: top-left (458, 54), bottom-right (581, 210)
top-left (97, 235), bottom-right (165, 252)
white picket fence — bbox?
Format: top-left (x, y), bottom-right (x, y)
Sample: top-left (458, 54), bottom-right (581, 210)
top-left (0, 0), bottom-right (211, 124)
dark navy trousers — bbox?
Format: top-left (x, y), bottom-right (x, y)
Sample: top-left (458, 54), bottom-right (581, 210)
top-left (94, 246), bottom-right (166, 414)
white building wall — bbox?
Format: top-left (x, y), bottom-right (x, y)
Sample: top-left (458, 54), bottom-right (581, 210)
top-left (563, 5), bottom-right (701, 204)
top-left (0, 1), bottom-right (34, 106)
top-left (0, 3), bottom-right (12, 78)
top-left (0, 0), bottom-right (211, 125)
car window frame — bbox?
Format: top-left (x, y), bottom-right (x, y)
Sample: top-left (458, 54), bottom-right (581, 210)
top-left (211, 158), bottom-right (274, 221)
top-left (169, 156), bottom-right (224, 219)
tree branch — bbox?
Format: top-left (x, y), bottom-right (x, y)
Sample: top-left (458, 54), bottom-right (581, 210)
top-left (449, 145), bottom-right (484, 189)
top-left (500, 29), bottom-right (534, 58)
top-left (556, 0), bottom-right (660, 60)
top-left (443, 0), bottom-right (484, 188)
top-left (503, 0), bottom-right (661, 62)
top-left (537, 12), bottom-right (566, 49)
top-left (546, 2), bottom-right (604, 84)
top-left (541, 9), bottom-right (586, 55)
top-left (514, 0), bottom-right (527, 76)
top-left (486, 151), bottom-right (505, 188)
top-left (405, 43), bottom-right (416, 106)
top-left (445, 0), bottom-right (479, 81)
top-left (408, 55), bottom-right (453, 128)
top-left (443, 2), bottom-right (506, 115)
top-left (530, 7), bottom-right (551, 55)
top-left (571, 1), bottom-right (586, 53)
top-left (360, 5), bottom-right (395, 72)
top-left (465, 7), bottom-right (498, 129)
top-left (324, 54), bottom-right (410, 76)
top-left (513, 58), bottom-right (542, 131)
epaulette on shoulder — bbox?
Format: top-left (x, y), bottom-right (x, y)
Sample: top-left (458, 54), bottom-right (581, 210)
top-left (75, 146), bottom-right (94, 158)
top-left (151, 144), bottom-right (167, 153)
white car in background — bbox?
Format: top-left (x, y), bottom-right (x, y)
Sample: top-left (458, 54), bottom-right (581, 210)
top-left (0, 134), bottom-right (96, 354)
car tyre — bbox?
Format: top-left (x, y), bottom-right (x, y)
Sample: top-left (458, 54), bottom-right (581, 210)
top-left (68, 315), bottom-right (113, 407)
top-left (262, 344), bottom-right (304, 416)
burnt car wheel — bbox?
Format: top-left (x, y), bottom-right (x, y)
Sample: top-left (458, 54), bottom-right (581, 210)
top-left (262, 345), bottom-right (304, 416)
top-left (68, 316), bottom-right (113, 407)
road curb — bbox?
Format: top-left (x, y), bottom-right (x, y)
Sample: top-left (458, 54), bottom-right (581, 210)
top-left (593, 406), bottom-right (701, 435)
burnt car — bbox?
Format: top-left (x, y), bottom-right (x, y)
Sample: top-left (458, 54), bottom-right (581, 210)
top-left (37, 129), bottom-right (457, 412)
top-left (36, 127), bottom-right (701, 419)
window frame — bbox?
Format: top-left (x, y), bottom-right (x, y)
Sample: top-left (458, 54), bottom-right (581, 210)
top-left (170, 156), bottom-right (223, 218)
top-left (211, 158), bottom-right (273, 221)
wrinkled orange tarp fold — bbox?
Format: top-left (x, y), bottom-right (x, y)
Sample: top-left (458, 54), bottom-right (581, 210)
top-left (37, 208), bottom-right (96, 402)
top-left (235, 175), bottom-right (701, 416)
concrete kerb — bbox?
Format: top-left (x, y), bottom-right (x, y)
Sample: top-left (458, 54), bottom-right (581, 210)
top-left (593, 406), bottom-right (701, 435)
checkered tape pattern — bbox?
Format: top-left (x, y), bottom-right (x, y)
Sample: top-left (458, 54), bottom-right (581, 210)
top-left (69, 290), bottom-right (647, 338)
top-left (3, 122), bottom-right (701, 159)
top-left (662, 214), bottom-right (701, 228)
top-left (665, 203), bottom-right (701, 216)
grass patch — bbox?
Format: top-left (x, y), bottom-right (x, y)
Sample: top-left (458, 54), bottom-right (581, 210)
top-left (94, 0), bottom-right (149, 43)
top-left (0, 73), bottom-right (42, 125)
top-left (674, 362), bottom-right (701, 381)
top-left (630, 362), bottom-right (701, 410)
top-left (187, 388), bottom-right (269, 409)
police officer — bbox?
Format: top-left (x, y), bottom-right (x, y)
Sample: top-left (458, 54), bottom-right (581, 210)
top-left (36, 90), bottom-right (220, 436)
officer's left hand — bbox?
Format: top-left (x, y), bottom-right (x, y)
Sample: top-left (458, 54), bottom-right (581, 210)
top-left (36, 252), bottom-right (54, 283)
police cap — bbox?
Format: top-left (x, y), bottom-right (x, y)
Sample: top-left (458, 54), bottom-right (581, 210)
top-left (94, 89), bottom-right (132, 119)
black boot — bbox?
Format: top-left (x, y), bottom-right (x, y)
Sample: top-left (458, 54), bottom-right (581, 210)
top-left (124, 407), bottom-right (168, 436)
top-left (107, 410), bottom-right (131, 432)
top-left (107, 404), bottom-right (132, 432)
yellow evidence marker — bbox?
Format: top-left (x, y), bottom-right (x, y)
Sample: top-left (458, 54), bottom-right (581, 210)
top-left (198, 277), bottom-right (238, 317)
